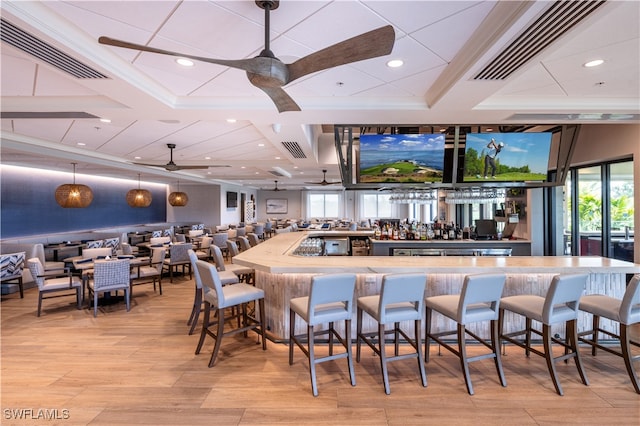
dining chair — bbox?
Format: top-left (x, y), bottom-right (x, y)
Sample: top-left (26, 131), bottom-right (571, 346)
top-left (238, 236), bottom-right (252, 252)
top-left (211, 233), bottom-right (229, 259)
top-left (425, 274), bottom-right (507, 395)
top-left (195, 236), bottom-right (212, 261)
top-left (130, 247), bottom-right (166, 296)
top-left (225, 241), bottom-right (254, 284)
top-left (163, 243), bottom-right (192, 282)
top-left (578, 274), bottom-right (640, 394)
top-left (1, 251), bottom-right (26, 298)
top-left (187, 250), bottom-right (205, 335)
top-left (356, 273), bottom-right (428, 395)
top-left (88, 259), bottom-right (132, 317)
top-left (209, 245), bottom-right (245, 285)
top-left (499, 274), bottom-right (589, 396)
top-left (27, 257), bottom-right (82, 317)
top-left (247, 233), bottom-right (260, 247)
top-left (194, 259), bottom-right (267, 367)
top-left (289, 273), bottom-right (357, 396)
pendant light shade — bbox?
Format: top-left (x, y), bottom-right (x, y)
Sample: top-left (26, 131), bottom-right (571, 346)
top-left (55, 163), bottom-right (93, 208)
top-left (126, 174), bottom-right (152, 208)
top-left (168, 181), bottom-right (188, 207)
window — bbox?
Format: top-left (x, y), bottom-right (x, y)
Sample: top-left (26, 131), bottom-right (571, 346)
top-left (361, 193), bottom-right (392, 218)
top-left (308, 193), bottom-right (340, 218)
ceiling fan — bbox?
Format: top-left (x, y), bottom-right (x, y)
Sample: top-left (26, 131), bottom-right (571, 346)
top-left (133, 143), bottom-right (229, 171)
top-left (305, 169), bottom-right (341, 186)
top-left (98, 1), bottom-right (395, 113)
top-left (266, 180), bottom-right (286, 191)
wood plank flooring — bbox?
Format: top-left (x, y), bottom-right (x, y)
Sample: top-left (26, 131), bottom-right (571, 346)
top-left (2, 274), bottom-right (638, 425)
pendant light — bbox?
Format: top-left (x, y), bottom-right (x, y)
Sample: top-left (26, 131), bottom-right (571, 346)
top-left (126, 174), bottom-right (152, 207)
top-left (168, 181), bottom-right (188, 207)
top-left (55, 163), bottom-right (94, 208)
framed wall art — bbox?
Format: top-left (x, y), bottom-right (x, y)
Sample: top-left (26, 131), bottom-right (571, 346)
top-left (266, 198), bottom-right (287, 214)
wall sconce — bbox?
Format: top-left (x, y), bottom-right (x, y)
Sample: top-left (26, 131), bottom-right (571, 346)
top-left (54, 162), bottom-right (94, 208)
top-left (168, 181), bottom-right (188, 207)
top-left (126, 174), bottom-right (152, 207)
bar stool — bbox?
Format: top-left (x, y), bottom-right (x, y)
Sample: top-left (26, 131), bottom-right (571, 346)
top-left (289, 273), bottom-right (357, 397)
top-left (578, 274), bottom-right (640, 394)
top-left (194, 259), bottom-right (266, 367)
top-left (356, 273), bottom-right (427, 395)
top-left (499, 274), bottom-right (589, 396)
top-left (425, 274), bottom-right (507, 395)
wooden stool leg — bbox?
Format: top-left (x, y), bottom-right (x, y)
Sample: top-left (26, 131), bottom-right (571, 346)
top-left (491, 319), bottom-right (507, 387)
top-left (356, 307), bottom-right (363, 362)
top-left (345, 319), bottom-right (356, 387)
top-left (458, 323), bottom-right (474, 395)
top-left (425, 307), bottom-right (432, 363)
top-left (308, 324), bottom-right (318, 397)
top-left (208, 307), bottom-right (225, 367)
top-left (289, 309), bottom-right (296, 365)
top-left (568, 319), bottom-right (589, 386)
top-left (415, 319), bottom-right (427, 388)
top-left (591, 315), bottom-right (600, 356)
top-left (195, 302), bottom-right (210, 355)
top-left (620, 324), bottom-right (640, 394)
top-left (379, 323), bottom-right (390, 395)
top-left (542, 324), bottom-right (563, 396)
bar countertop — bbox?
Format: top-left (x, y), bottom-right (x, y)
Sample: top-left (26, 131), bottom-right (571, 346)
top-left (233, 231), bottom-right (640, 274)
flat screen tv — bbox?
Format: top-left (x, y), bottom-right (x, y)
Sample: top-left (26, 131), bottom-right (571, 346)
top-left (226, 191), bottom-right (238, 208)
top-left (463, 132), bottom-right (552, 182)
top-left (358, 133), bottom-right (445, 183)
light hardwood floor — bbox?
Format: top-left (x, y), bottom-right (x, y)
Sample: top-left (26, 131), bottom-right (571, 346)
top-left (2, 274), bottom-right (638, 425)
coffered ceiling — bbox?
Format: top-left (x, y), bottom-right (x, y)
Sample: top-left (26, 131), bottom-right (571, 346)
top-left (1, 1), bottom-right (638, 189)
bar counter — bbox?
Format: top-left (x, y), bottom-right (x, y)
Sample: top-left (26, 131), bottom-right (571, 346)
top-left (233, 231), bottom-right (640, 341)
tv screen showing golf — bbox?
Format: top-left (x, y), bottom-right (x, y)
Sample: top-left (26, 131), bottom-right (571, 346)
top-left (359, 133), bottom-right (445, 183)
top-left (463, 132), bottom-right (552, 182)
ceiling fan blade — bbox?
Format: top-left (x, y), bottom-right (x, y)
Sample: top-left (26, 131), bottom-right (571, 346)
top-left (98, 36), bottom-right (263, 74)
top-left (133, 162), bottom-right (228, 170)
top-left (287, 25), bottom-right (395, 83)
top-left (258, 86), bottom-right (301, 112)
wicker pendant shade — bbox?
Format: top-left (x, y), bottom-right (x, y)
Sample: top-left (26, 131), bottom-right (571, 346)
top-left (55, 163), bottom-right (93, 208)
top-left (168, 181), bottom-right (188, 206)
top-left (126, 174), bottom-right (152, 208)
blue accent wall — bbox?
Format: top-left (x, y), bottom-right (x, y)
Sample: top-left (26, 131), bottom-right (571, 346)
top-left (1, 167), bottom-right (166, 239)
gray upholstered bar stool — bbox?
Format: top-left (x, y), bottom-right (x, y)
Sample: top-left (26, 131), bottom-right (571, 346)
top-left (499, 274), bottom-right (589, 396)
top-left (289, 273), bottom-right (357, 397)
top-left (425, 274), bottom-right (507, 395)
top-left (577, 274), bottom-right (640, 394)
top-left (356, 273), bottom-right (427, 395)
top-left (194, 260), bottom-right (266, 367)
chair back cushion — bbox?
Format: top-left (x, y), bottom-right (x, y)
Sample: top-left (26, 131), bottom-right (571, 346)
top-left (104, 237), bottom-right (120, 255)
top-left (150, 248), bottom-right (166, 272)
top-left (227, 240), bottom-right (240, 257)
top-left (82, 247), bottom-right (113, 260)
top-left (85, 240), bottom-right (104, 249)
top-left (458, 274), bottom-right (506, 323)
top-left (620, 274), bottom-right (640, 325)
top-left (169, 243), bottom-right (192, 262)
top-left (152, 230), bottom-right (162, 238)
top-left (121, 242), bottom-right (133, 256)
top-left (248, 233), bottom-right (260, 247)
top-left (212, 233), bottom-right (228, 248)
top-left (542, 274), bottom-right (588, 324)
top-left (150, 236), bottom-right (171, 245)
top-left (238, 236), bottom-right (251, 251)
top-left (307, 273), bottom-right (356, 323)
top-left (235, 227), bottom-right (246, 237)
top-left (199, 236), bottom-right (212, 249)
top-left (196, 260), bottom-right (223, 306)
top-left (1, 252), bottom-right (26, 280)
top-left (188, 229), bottom-right (204, 238)
top-left (93, 259), bottom-right (130, 291)
top-left (378, 274), bottom-right (427, 323)
top-left (209, 245), bottom-right (226, 271)
top-left (26, 258), bottom-right (45, 289)
top-left (188, 250), bottom-right (204, 290)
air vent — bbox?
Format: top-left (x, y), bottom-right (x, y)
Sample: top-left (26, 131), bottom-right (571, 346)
top-left (281, 141), bottom-right (307, 159)
top-left (474, 1), bottom-right (606, 80)
top-left (268, 167), bottom-right (292, 178)
top-left (0, 18), bottom-right (108, 79)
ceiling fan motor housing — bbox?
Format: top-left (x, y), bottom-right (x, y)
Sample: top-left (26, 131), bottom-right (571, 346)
top-left (247, 57), bottom-right (289, 88)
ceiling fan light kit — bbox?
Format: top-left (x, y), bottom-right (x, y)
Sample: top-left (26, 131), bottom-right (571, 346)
top-left (98, 0), bottom-right (395, 112)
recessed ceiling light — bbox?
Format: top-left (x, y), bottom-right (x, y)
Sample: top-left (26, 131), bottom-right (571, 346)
top-left (226, 118), bottom-right (237, 123)
top-left (204, 156), bottom-right (211, 160)
top-left (76, 142), bottom-right (86, 146)
top-left (386, 59), bottom-right (404, 68)
top-left (176, 58), bottom-right (194, 67)
top-left (584, 59), bottom-right (604, 68)
top-left (258, 143), bottom-right (265, 147)
top-left (99, 118), bottom-right (111, 123)
top-left (275, 156), bottom-right (281, 160)
top-left (241, 166), bottom-right (246, 169)
top-left (134, 156), bottom-right (141, 160)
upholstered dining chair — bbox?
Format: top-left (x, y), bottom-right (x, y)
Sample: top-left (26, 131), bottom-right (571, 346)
top-left (356, 273), bottom-right (428, 395)
top-left (88, 259), bottom-right (132, 317)
top-left (207, 245), bottom-right (241, 286)
top-left (194, 259), bottom-right (266, 367)
top-left (27, 257), bottom-right (82, 317)
top-left (499, 274), bottom-right (589, 396)
top-left (211, 233), bottom-right (229, 259)
top-left (235, 227), bottom-right (247, 238)
top-left (163, 243), bottom-right (192, 282)
top-left (425, 274), bottom-right (507, 395)
top-left (187, 249), bottom-right (205, 335)
top-left (247, 233), bottom-right (260, 247)
top-left (252, 224), bottom-right (264, 240)
top-left (238, 236), bottom-right (252, 252)
top-left (195, 236), bottom-right (212, 261)
top-left (578, 274), bottom-right (640, 394)
top-left (289, 273), bottom-right (357, 396)
top-left (1, 251), bottom-right (26, 298)
top-left (225, 241), bottom-right (254, 284)
top-left (130, 247), bottom-right (166, 296)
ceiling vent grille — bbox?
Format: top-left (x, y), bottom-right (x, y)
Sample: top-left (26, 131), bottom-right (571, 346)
top-left (281, 141), bottom-right (307, 159)
top-left (268, 167), bottom-right (292, 178)
top-left (0, 18), bottom-right (108, 79)
top-left (474, 0), bottom-right (606, 80)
